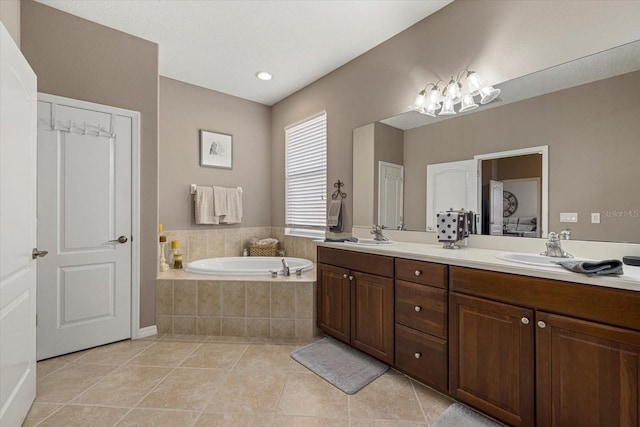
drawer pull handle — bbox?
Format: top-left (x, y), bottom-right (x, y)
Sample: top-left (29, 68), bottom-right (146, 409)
top-left (348, 275), bottom-right (354, 281)
top-left (537, 321), bottom-right (547, 329)
top-left (521, 317), bottom-right (530, 325)
top-left (414, 306), bottom-right (422, 312)
top-left (414, 270), bottom-right (422, 276)
top-left (343, 274), bottom-right (348, 279)
top-left (414, 352), bottom-right (422, 359)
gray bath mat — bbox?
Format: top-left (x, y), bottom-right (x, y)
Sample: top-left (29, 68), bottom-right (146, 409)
top-left (290, 337), bottom-right (389, 394)
top-left (432, 403), bottom-right (503, 427)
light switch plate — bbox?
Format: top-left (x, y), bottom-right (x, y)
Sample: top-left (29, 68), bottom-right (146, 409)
top-left (560, 212), bottom-right (578, 223)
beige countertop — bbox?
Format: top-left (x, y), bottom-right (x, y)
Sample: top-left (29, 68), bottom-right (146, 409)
top-left (315, 240), bottom-right (640, 293)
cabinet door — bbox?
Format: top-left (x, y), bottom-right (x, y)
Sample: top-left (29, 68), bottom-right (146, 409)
top-left (449, 292), bottom-right (534, 427)
top-left (536, 312), bottom-right (640, 427)
top-left (351, 271), bottom-right (394, 364)
top-left (317, 263), bottom-right (351, 343)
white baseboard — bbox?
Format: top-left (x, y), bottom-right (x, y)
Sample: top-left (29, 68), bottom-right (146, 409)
top-left (136, 325), bottom-right (157, 339)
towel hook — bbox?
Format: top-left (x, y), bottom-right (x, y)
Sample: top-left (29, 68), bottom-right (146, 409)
top-left (331, 180), bottom-right (347, 200)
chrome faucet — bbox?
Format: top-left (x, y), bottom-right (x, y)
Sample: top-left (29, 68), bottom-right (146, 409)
top-left (371, 224), bottom-right (388, 241)
top-left (281, 258), bottom-right (290, 276)
top-left (541, 232), bottom-right (572, 258)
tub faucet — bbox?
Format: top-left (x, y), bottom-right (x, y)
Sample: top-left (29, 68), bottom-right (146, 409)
top-left (541, 232), bottom-right (572, 258)
top-left (281, 258), bottom-right (290, 276)
top-left (371, 224), bottom-right (388, 241)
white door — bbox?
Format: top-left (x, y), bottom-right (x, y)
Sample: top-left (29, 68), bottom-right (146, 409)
top-left (36, 95), bottom-right (133, 360)
top-left (0, 23), bottom-right (38, 426)
top-left (426, 159), bottom-right (478, 232)
top-left (489, 180), bottom-right (504, 235)
top-left (378, 162), bottom-right (404, 229)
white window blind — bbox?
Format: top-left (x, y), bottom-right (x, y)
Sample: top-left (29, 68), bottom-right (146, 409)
top-left (285, 111), bottom-right (327, 234)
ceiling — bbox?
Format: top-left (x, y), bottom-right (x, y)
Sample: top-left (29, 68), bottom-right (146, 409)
top-left (36, 0), bottom-right (453, 106)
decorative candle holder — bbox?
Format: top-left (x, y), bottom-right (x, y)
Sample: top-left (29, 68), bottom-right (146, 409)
top-left (173, 249), bottom-right (183, 269)
top-left (159, 241), bottom-right (170, 272)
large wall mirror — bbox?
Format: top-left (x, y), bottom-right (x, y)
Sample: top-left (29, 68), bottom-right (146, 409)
top-left (353, 40), bottom-right (640, 243)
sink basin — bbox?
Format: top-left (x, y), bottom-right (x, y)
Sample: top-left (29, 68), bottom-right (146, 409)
top-left (345, 238), bottom-right (397, 246)
top-left (496, 252), bottom-right (570, 268)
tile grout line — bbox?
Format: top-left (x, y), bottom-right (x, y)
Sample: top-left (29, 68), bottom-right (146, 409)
top-left (409, 377), bottom-right (430, 425)
top-left (127, 340), bottom-right (206, 409)
top-left (191, 341), bottom-right (251, 425)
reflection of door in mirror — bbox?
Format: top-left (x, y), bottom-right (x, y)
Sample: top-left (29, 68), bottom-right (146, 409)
top-left (489, 180), bottom-right (503, 235)
top-left (426, 159), bottom-right (478, 232)
top-left (378, 162), bottom-right (404, 229)
top-left (480, 154), bottom-right (543, 238)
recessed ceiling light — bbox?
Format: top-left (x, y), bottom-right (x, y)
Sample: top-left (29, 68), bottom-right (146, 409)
top-left (256, 71), bottom-right (272, 81)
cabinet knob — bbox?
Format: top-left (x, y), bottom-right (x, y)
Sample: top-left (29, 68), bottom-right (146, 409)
top-left (537, 321), bottom-right (547, 329)
top-left (343, 274), bottom-right (348, 279)
top-left (414, 306), bottom-right (422, 312)
top-left (414, 270), bottom-right (422, 276)
top-left (348, 275), bottom-right (354, 281)
top-left (414, 352), bottom-right (422, 359)
top-left (521, 317), bottom-right (530, 325)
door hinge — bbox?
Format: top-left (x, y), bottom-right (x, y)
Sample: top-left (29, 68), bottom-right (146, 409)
top-left (36, 314), bottom-right (38, 327)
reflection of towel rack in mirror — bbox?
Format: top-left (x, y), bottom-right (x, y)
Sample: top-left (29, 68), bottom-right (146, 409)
top-left (190, 184), bottom-right (243, 194)
top-left (331, 180), bottom-right (347, 200)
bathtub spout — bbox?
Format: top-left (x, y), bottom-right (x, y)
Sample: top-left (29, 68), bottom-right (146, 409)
top-left (281, 258), bottom-right (290, 276)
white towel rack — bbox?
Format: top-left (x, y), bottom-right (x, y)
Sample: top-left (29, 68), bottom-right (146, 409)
top-left (190, 184), bottom-right (243, 195)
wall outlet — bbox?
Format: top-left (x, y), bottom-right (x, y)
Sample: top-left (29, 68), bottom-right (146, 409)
top-left (560, 212), bottom-right (578, 223)
top-left (591, 212), bottom-right (601, 224)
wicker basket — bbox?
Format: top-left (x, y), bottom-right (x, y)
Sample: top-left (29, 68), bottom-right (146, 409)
top-left (248, 242), bottom-right (279, 257)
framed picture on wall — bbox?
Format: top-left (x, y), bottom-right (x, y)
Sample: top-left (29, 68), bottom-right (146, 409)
top-left (200, 130), bottom-right (233, 169)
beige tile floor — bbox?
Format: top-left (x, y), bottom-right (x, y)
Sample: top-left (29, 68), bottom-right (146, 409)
top-left (23, 335), bottom-right (455, 427)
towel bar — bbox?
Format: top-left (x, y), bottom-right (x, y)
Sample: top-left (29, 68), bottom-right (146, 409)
top-left (190, 184), bottom-right (243, 195)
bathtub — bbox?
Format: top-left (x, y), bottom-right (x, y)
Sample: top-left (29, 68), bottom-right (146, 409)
top-left (185, 256), bottom-right (314, 276)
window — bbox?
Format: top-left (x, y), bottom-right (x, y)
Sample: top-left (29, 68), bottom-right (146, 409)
top-left (285, 111), bottom-right (327, 237)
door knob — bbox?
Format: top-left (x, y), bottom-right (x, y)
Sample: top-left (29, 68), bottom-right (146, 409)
top-left (32, 248), bottom-right (49, 259)
top-left (109, 236), bottom-right (128, 244)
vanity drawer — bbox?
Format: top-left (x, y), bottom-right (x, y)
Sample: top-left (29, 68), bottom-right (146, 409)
top-left (395, 323), bottom-right (448, 392)
top-left (395, 258), bottom-right (448, 289)
top-left (395, 280), bottom-right (447, 339)
top-left (317, 246), bottom-right (393, 277)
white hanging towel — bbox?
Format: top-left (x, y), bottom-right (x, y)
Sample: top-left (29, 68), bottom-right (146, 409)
top-left (213, 186), bottom-right (228, 216)
top-left (195, 186), bottom-right (219, 224)
top-left (327, 199), bottom-right (342, 227)
top-left (221, 188), bottom-right (243, 224)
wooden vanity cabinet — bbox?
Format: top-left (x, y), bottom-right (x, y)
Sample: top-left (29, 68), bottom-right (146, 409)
top-left (317, 247), bottom-right (395, 364)
top-left (449, 292), bottom-right (534, 427)
top-left (536, 312), bottom-right (640, 427)
top-left (316, 263), bottom-right (351, 343)
top-left (394, 259), bottom-right (449, 392)
top-left (450, 266), bottom-right (640, 427)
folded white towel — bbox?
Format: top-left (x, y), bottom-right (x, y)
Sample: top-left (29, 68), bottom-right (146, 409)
top-left (327, 199), bottom-right (342, 227)
top-left (195, 186), bottom-right (219, 224)
top-left (213, 186), bottom-right (228, 216)
top-left (221, 188), bottom-right (243, 224)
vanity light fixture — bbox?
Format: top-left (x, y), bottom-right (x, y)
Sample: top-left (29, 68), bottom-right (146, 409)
top-left (410, 69), bottom-right (501, 117)
top-left (255, 71), bottom-right (273, 81)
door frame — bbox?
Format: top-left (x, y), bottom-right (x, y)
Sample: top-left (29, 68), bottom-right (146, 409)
top-left (36, 93), bottom-right (142, 339)
top-left (475, 145), bottom-right (548, 238)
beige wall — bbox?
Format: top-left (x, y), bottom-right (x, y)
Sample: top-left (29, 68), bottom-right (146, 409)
top-left (0, 0), bottom-right (20, 46)
top-left (159, 77), bottom-right (272, 230)
top-left (373, 122), bottom-right (404, 222)
top-left (403, 71), bottom-right (640, 242)
top-left (271, 0), bottom-right (640, 232)
top-left (21, 0), bottom-right (159, 327)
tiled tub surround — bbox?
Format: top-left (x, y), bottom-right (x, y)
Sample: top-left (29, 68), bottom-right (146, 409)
top-left (161, 226), bottom-right (322, 265)
top-left (156, 269), bottom-right (318, 340)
